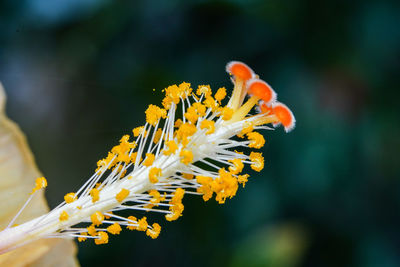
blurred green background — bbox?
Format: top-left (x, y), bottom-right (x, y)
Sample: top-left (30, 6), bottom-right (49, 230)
top-left (1, 0), bottom-right (399, 266)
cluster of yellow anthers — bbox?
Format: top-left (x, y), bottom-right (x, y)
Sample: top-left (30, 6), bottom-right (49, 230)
top-left (0, 61), bottom-right (295, 253)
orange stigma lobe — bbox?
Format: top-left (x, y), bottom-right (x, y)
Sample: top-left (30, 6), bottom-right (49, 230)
top-left (272, 103), bottom-right (296, 132)
top-left (226, 61), bottom-right (254, 81)
top-left (248, 79), bottom-right (277, 104)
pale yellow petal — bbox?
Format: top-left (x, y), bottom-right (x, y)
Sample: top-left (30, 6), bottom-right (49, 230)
top-left (0, 82), bottom-right (79, 266)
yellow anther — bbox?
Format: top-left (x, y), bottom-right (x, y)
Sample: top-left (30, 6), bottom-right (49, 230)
top-left (214, 87), bottom-right (227, 103)
top-left (146, 223), bottom-right (161, 239)
top-left (238, 174), bottom-right (249, 187)
top-left (212, 168), bottom-right (239, 204)
top-left (196, 85), bottom-right (212, 97)
top-left (249, 152), bottom-right (264, 172)
top-left (143, 153), bottom-right (155, 166)
top-left (95, 159), bottom-right (107, 172)
top-left (91, 211), bottom-right (104, 226)
top-left (87, 225), bottom-right (97, 236)
top-left (107, 223), bottom-right (122, 235)
top-left (31, 177), bottom-right (47, 194)
top-left (163, 83), bottom-right (190, 108)
top-left (116, 188), bottom-right (130, 202)
top-left (197, 184), bottom-right (213, 201)
top-left (104, 211), bottom-right (113, 219)
top-left (149, 167), bottom-right (162, 183)
top-left (228, 158), bottom-right (244, 174)
top-left (247, 132), bottom-right (265, 149)
top-left (145, 104), bottom-right (167, 126)
top-left (184, 106), bottom-right (199, 124)
top-left (196, 175), bottom-right (213, 185)
top-left (193, 102), bottom-right (206, 116)
top-left (126, 216), bottom-right (137, 230)
top-left (153, 128), bottom-right (163, 144)
top-left (200, 119), bottom-right (215, 134)
top-left (163, 140), bottom-right (178, 155)
top-left (90, 188), bottom-right (100, 203)
top-left (221, 107), bottom-right (234, 120)
top-left (97, 152), bottom-right (116, 171)
top-left (137, 217), bottom-right (148, 231)
top-left (59, 211), bottom-right (69, 222)
top-left (116, 153), bottom-right (130, 164)
top-left (171, 188), bottom-right (185, 204)
top-left (95, 232), bottom-right (109, 245)
top-left (165, 188), bottom-right (185, 221)
top-left (116, 135), bottom-right (136, 152)
top-left (78, 232), bottom-right (88, 242)
top-left (203, 96), bottom-right (218, 111)
top-left (182, 173), bottom-right (194, 180)
top-left (174, 119), bottom-right (183, 128)
top-left (149, 190), bottom-right (165, 205)
top-left (176, 123), bottom-right (196, 144)
top-left (133, 126), bottom-right (146, 137)
top-left (64, 192), bottom-right (76, 203)
top-left (180, 149), bottom-right (193, 165)
top-left (165, 203), bottom-right (184, 221)
top-left (179, 82), bottom-right (192, 98)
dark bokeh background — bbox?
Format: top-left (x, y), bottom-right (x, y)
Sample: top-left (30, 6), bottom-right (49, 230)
top-left (1, 0), bottom-right (400, 266)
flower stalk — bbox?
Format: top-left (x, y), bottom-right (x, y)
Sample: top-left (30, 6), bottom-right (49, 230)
top-left (0, 61), bottom-right (295, 254)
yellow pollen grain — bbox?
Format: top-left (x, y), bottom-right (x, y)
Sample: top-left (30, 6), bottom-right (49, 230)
top-left (126, 216), bottom-right (137, 230)
top-left (146, 223), bottom-right (161, 239)
top-left (176, 123), bottom-right (197, 143)
top-left (174, 119), bottom-right (183, 128)
top-left (91, 211), bottom-right (104, 226)
top-left (87, 225), bottom-right (97, 236)
top-left (238, 174), bottom-right (249, 187)
top-left (104, 211), bottom-right (113, 219)
top-left (249, 152), bottom-right (264, 172)
top-left (165, 188), bottom-right (185, 221)
top-left (214, 87), bottom-right (227, 103)
top-left (149, 190), bottom-right (165, 205)
top-left (78, 233), bottom-right (88, 242)
top-left (95, 232), bottom-right (109, 245)
top-left (116, 188), bottom-right (130, 202)
top-left (247, 131), bottom-right (265, 149)
top-left (143, 153), bottom-right (155, 166)
top-left (149, 167), bottom-right (162, 183)
top-left (182, 173), bottom-right (194, 180)
top-left (200, 120), bottom-right (215, 135)
top-left (107, 223), bottom-right (122, 235)
top-left (203, 96), bottom-right (219, 111)
top-left (90, 188), bottom-right (100, 203)
top-left (196, 85), bottom-right (212, 97)
top-left (59, 211), bottom-right (69, 221)
top-left (137, 217), bottom-right (148, 231)
top-left (31, 177), bottom-right (47, 194)
top-left (180, 149), bottom-right (193, 165)
top-left (192, 102), bottom-right (206, 116)
top-left (228, 158), bottom-right (244, 174)
top-left (153, 128), bottom-right (163, 144)
top-left (163, 140), bottom-right (178, 155)
top-left (184, 106), bottom-right (199, 124)
top-left (145, 104), bottom-right (167, 126)
top-left (64, 192), bottom-right (76, 203)
top-left (133, 126), bottom-right (146, 137)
